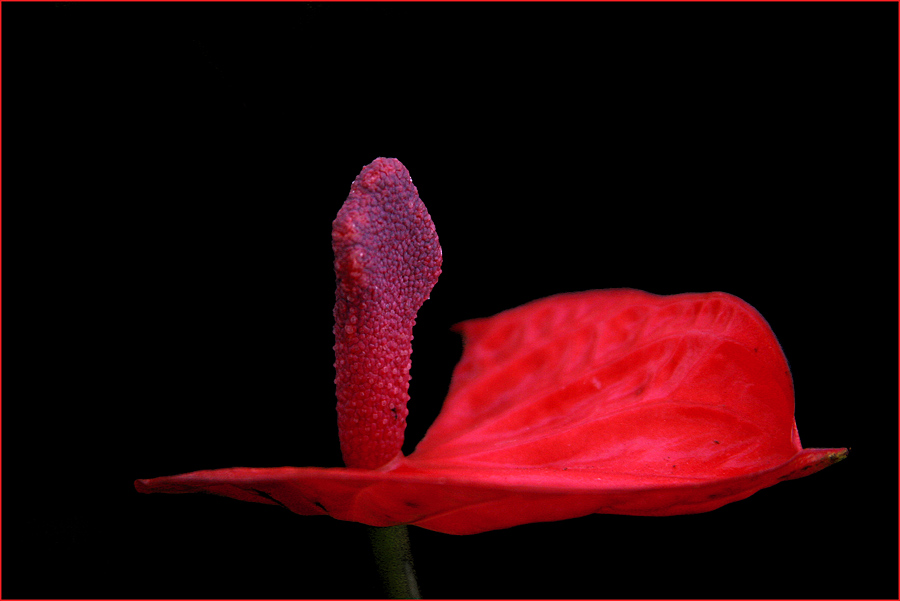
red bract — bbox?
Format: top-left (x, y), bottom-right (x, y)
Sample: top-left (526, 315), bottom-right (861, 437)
top-left (135, 158), bottom-right (846, 535)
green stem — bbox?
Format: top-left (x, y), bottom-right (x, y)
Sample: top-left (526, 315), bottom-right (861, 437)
top-left (367, 524), bottom-right (421, 599)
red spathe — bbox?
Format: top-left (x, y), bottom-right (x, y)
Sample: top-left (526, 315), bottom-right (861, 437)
top-left (136, 289), bottom-right (846, 535)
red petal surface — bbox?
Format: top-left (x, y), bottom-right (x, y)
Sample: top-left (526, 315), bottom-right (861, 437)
top-left (136, 290), bottom-right (846, 535)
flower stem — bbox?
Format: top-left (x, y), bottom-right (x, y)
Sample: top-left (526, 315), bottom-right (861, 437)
top-left (367, 524), bottom-right (421, 598)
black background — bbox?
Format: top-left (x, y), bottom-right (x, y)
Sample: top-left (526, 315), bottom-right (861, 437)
top-left (2, 2), bottom-right (897, 599)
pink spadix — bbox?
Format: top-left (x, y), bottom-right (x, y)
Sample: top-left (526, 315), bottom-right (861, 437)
top-left (332, 157), bottom-right (442, 469)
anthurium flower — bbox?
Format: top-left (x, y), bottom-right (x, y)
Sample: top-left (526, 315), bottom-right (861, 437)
top-left (135, 157), bottom-right (846, 535)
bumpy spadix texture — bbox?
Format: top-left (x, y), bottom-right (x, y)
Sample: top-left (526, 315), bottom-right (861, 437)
top-left (135, 159), bottom-right (846, 535)
top-left (332, 158), bottom-right (441, 468)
